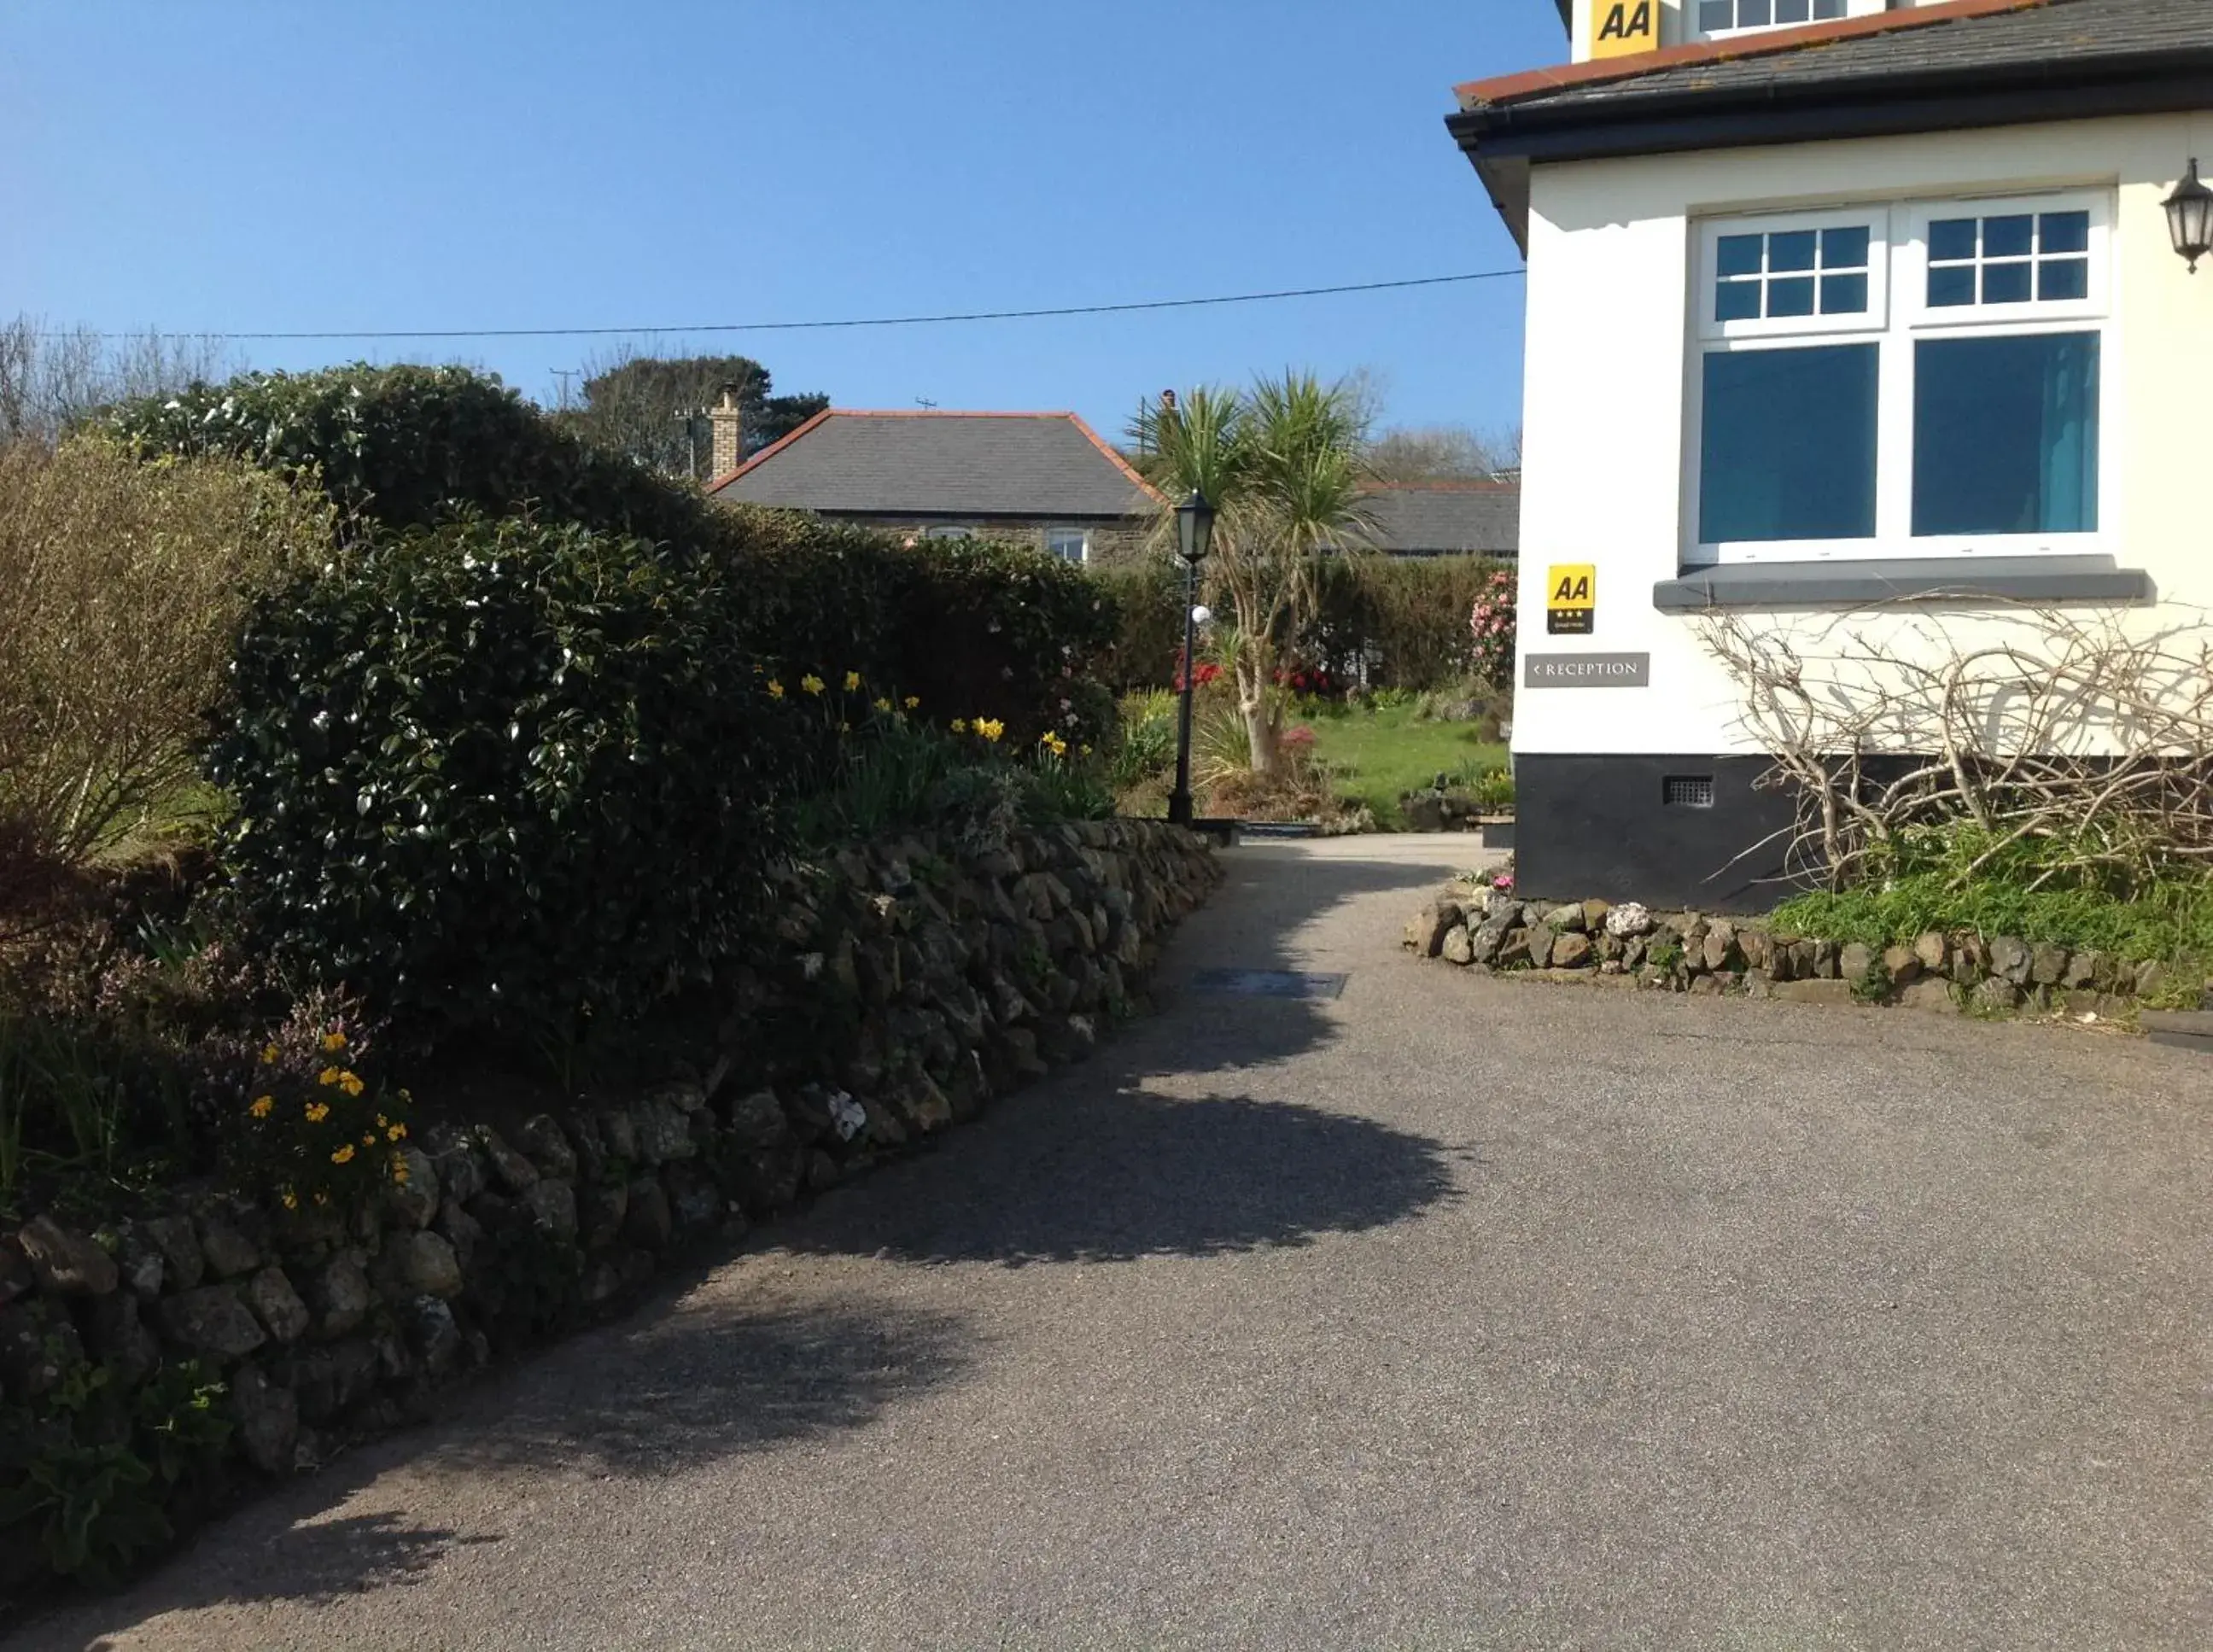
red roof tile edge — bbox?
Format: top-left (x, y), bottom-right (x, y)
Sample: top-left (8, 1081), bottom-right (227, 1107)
top-left (1453, 0), bottom-right (2052, 110)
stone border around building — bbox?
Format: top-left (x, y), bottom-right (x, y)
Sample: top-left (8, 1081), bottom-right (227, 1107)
top-left (1402, 887), bottom-right (2188, 1020)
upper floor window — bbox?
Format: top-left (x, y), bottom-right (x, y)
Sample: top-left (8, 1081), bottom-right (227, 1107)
top-left (1689, 192), bottom-right (2110, 566)
top-left (1696, 0), bottom-right (1845, 38)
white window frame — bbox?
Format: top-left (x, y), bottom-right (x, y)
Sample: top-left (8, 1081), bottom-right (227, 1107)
top-left (1685, 190), bottom-right (2114, 568)
top-left (1690, 0), bottom-right (1866, 46)
top-left (1044, 525), bottom-right (1090, 565)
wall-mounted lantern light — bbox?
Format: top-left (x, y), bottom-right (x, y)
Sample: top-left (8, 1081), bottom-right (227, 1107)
top-left (2164, 158), bottom-right (2213, 272)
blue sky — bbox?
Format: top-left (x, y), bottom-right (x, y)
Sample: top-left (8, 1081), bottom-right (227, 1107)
top-left (0, 2), bottom-right (1559, 441)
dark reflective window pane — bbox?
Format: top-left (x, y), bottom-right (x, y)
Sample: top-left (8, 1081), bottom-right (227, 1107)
top-left (1819, 273), bottom-right (1868, 314)
top-left (1699, 0), bottom-right (1733, 28)
top-left (1928, 266), bottom-right (1977, 307)
top-left (1821, 225), bottom-right (1870, 269)
top-left (1913, 333), bottom-right (2098, 537)
top-left (1983, 215), bottom-right (2034, 258)
top-left (2038, 258), bottom-right (2088, 301)
top-left (1982, 262), bottom-right (2032, 304)
top-left (1701, 344), bottom-right (1879, 543)
top-left (1777, 0), bottom-right (1809, 20)
top-left (1739, 0), bottom-right (1771, 21)
top-left (1769, 231), bottom-right (1818, 272)
top-left (1715, 281), bottom-right (1763, 323)
top-left (1929, 219), bottom-right (1978, 262)
top-left (2040, 211), bottom-right (2090, 254)
top-left (1813, 0), bottom-right (1844, 14)
top-left (1766, 276), bottom-right (1816, 317)
top-left (1717, 235), bottom-right (1764, 277)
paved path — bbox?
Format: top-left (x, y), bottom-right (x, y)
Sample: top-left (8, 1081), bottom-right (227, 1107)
top-left (17, 838), bottom-right (2213, 1650)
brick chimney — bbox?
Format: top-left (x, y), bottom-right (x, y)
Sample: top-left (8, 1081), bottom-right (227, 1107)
top-left (708, 384), bottom-right (744, 479)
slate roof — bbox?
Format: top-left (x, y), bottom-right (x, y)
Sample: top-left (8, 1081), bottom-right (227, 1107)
top-left (1360, 482), bottom-right (1520, 557)
top-left (1457, 0), bottom-right (2200, 117)
top-left (708, 410), bottom-right (1162, 519)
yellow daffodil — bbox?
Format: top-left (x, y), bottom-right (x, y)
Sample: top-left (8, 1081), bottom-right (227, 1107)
top-left (873, 697), bottom-right (892, 714)
top-left (313, 1192), bottom-right (330, 1206)
top-left (330, 1144), bottom-right (355, 1165)
top-left (391, 1159), bottom-right (410, 1184)
top-left (281, 1190), bottom-right (299, 1210)
top-left (387, 1124), bottom-right (407, 1141)
top-left (844, 670), bottom-right (861, 692)
top-left (951, 718), bottom-right (967, 734)
top-left (801, 673), bottom-right (826, 696)
top-left (338, 1071), bottom-right (365, 1097)
top-left (248, 1095), bottom-right (274, 1118)
top-left (317, 1066), bottom-right (342, 1088)
top-left (320, 1030), bottom-right (347, 1053)
top-left (259, 1042), bottom-right (281, 1066)
top-left (976, 718), bottom-right (1005, 743)
top-left (305, 1101), bottom-right (330, 1124)
top-left (767, 679), bottom-right (785, 700)
top-left (1039, 732), bottom-right (1067, 757)
top-left (903, 695), bottom-right (920, 710)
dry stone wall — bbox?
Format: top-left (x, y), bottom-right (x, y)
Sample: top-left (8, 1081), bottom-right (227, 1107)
top-left (0, 820), bottom-right (1217, 1597)
top-left (1404, 887), bottom-right (2185, 1017)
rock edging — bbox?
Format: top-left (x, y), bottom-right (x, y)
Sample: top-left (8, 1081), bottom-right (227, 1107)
top-left (1404, 889), bottom-right (2184, 1019)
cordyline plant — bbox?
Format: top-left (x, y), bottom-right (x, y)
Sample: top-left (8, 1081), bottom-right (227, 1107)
top-left (1130, 374), bottom-right (1375, 778)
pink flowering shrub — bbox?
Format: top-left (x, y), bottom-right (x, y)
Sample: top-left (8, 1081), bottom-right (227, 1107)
top-left (1468, 569), bottom-right (1517, 691)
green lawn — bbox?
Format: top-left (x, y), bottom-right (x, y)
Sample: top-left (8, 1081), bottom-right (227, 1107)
top-left (1301, 703), bottom-right (1506, 827)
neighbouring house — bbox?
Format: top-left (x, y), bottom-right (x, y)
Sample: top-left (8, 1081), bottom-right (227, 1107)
top-left (1359, 480), bottom-right (1521, 557)
top-left (1449, 0), bottom-right (2213, 907)
top-left (704, 406), bottom-right (1162, 564)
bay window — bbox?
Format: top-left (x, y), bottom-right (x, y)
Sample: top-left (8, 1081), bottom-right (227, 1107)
top-left (1689, 193), bottom-right (2110, 565)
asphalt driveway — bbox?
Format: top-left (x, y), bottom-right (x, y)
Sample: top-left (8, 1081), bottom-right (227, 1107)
top-left (16, 836), bottom-right (2212, 1650)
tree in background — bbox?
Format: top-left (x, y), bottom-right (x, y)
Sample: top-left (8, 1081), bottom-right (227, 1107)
top-left (558, 351), bottom-right (829, 481)
top-left (0, 316), bottom-right (233, 449)
top-left (1365, 422), bottom-right (1521, 482)
top-left (1131, 373), bottom-right (1375, 779)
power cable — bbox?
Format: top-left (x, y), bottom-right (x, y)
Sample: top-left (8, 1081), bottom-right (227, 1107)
top-left (49, 268), bottom-right (1525, 344)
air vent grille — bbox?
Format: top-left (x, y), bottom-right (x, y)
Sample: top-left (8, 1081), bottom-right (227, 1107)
top-left (1664, 774), bottom-right (1715, 808)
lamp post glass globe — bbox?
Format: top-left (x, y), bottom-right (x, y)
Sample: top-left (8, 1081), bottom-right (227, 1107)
top-left (1176, 488), bottom-right (1216, 564)
top-left (2165, 158), bottom-right (2213, 271)
top-left (1192, 604), bottom-right (1212, 626)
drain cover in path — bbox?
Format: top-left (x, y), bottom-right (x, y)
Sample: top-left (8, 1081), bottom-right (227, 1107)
top-left (1189, 969), bottom-right (1347, 1000)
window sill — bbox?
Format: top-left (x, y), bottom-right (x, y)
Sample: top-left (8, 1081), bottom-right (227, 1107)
top-left (1652, 555), bottom-right (2153, 611)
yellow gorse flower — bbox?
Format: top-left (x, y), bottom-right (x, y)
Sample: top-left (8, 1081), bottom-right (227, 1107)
top-left (801, 673), bottom-right (826, 696)
top-left (248, 1095), bottom-right (274, 1118)
top-left (767, 679), bottom-right (785, 700)
top-left (844, 670), bottom-right (861, 692)
top-left (330, 1144), bottom-right (355, 1165)
top-left (320, 1030), bottom-right (347, 1053)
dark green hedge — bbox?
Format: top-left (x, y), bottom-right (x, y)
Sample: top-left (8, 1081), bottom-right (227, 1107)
top-left (209, 515), bottom-right (819, 1039)
top-left (1091, 554), bottom-right (1512, 693)
top-left (105, 364), bottom-right (705, 543)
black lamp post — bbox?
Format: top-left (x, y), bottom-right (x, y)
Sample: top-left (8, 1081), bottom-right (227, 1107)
top-left (1167, 487), bottom-right (1216, 827)
top-left (2165, 158), bottom-right (2213, 272)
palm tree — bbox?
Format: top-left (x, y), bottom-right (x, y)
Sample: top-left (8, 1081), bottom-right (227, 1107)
top-left (1131, 372), bottom-right (1375, 778)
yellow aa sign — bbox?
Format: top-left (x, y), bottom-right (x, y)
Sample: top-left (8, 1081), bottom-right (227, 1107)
top-left (1546, 564), bottom-right (1596, 635)
top-left (1591, 0), bottom-right (1657, 59)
